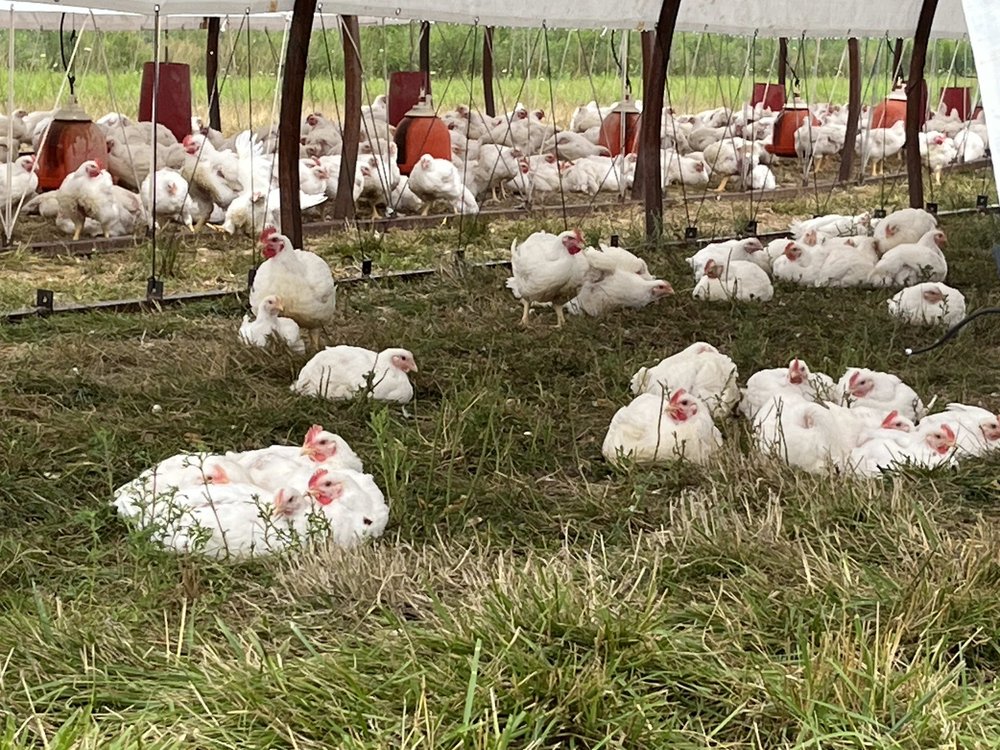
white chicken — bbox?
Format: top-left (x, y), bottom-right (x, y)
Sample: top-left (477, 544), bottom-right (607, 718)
top-left (887, 282), bottom-right (966, 327)
top-left (239, 295), bottom-right (305, 354)
top-left (860, 121), bottom-right (906, 176)
top-left (919, 132), bottom-right (958, 185)
top-left (566, 274), bottom-right (673, 316)
top-left (629, 342), bottom-right (740, 420)
top-left (953, 128), bottom-right (986, 163)
top-left (686, 238), bottom-right (768, 280)
top-left (740, 358), bottom-right (835, 419)
top-left (406, 153), bottom-right (475, 214)
top-left (602, 389), bottom-right (723, 466)
top-left (692, 259), bottom-right (773, 302)
top-left (752, 397), bottom-right (860, 473)
top-left (844, 423), bottom-right (957, 477)
top-left (771, 241), bottom-right (829, 285)
top-left (870, 229), bottom-right (948, 288)
top-left (507, 229), bottom-right (589, 328)
top-left (790, 212), bottom-right (872, 242)
top-left (812, 237), bottom-right (881, 287)
top-left (872, 208), bottom-right (938, 252)
top-left (225, 425), bottom-right (363, 492)
top-left (249, 228), bottom-right (337, 349)
top-left (56, 159), bottom-right (118, 240)
top-left (919, 404), bottom-right (1000, 457)
top-left (836, 367), bottom-right (926, 422)
top-left (0, 155), bottom-right (38, 206)
top-left (291, 345), bottom-right (417, 404)
top-left (140, 169), bottom-right (195, 230)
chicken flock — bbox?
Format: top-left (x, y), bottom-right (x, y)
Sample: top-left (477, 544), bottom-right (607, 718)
top-left (0, 87), bottom-right (987, 238)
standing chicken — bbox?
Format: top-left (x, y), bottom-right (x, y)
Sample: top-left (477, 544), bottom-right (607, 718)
top-left (249, 228), bottom-right (336, 350)
top-left (56, 160), bottom-right (118, 240)
top-left (140, 169), bottom-right (196, 230)
top-left (406, 154), bottom-right (475, 215)
top-left (507, 229), bottom-right (589, 327)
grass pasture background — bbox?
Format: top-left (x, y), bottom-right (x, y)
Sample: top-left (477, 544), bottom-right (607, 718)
top-left (0, 210), bottom-right (999, 746)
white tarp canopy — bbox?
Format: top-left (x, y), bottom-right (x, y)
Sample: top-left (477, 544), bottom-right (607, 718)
top-left (1, 3), bottom-right (405, 30)
top-left (0, 0), bottom-right (974, 37)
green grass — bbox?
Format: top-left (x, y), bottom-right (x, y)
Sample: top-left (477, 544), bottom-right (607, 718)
top-left (1, 210), bottom-right (1000, 746)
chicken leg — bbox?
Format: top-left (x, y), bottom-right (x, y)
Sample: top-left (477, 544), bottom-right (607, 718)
top-left (520, 299), bottom-right (531, 326)
top-left (554, 304), bottom-right (567, 329)
top-left (308, 328), bottom-right (323, 351)
top-left (813, 155), bottom-right (824, 174)
top-left (713, 175), bottom-right (730, 193)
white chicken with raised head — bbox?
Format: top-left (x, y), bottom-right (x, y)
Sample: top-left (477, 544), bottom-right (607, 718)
top-left (919, 132), bottom-right (958, 185)
top-left (292, 345), bottom-right (417, 404)
top-left (56, 159), bottom-right (119, 240)
top-left (226, 424), bottom-right (364, 493)
top-left (844, 422), bottom-right (957, 477)
top-left (836, 367), bottom-right (925, 422)
top-left (771, 241), bottom-right (829, 285)
top-left (693, 259), bottom-right (773, 302)
top-left (302, 468), bottom-right (389, 548)
top-left (602, 389), bottom-right (723, 466)
top-left (740, 358), bottom-right (835, 419)
top-left (0, 155), bottom-right (38, 205)
top-left (887, 282), bottom-right (966, 326)
top-left (249, 228), bottom-right (336, 350)
top-left (629, 342), bottom-right (740, 420)
top-left (406, 153), bottom-right (476, 215)
top-left (918, 405), bottom-right (1000, 458)
top-left (140, 169), bottom-right (195, 230)
top-left (507, 229), bottom-right (589, 328)
top-left (239, 295), bottom-right (305, 354)
top-left (870, 229), bottom-right (948, 288)
top-left (872, 207), bottom-right (938, 252)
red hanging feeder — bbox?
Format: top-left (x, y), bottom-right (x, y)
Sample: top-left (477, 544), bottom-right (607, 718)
top-left (750, 82), bottom-right (785, 112)
top-left (939, 86), bottom-right (972, 120)
top-left (394, 92), bottom-right (451, 175)
top-left (597, 93), bottom-right (641, 157)
top-left (138, 62), bottom-right (192, 142)
top-left (871, 81), bottom-right (929, 128)
top-left (35, 99), bottom-right (109, 192)
top-left (388, 71), bottom-right (430, 127)
top-left (765, 94), bottom-right (820, 158)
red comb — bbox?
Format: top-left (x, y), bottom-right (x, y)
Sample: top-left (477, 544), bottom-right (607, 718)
top-left (848, 370), bottom-right (860, 388)
top-left (259, 226), bottom-right (278, 243)
top-left (303, 424), bottom-right (323, 446)
top-left (669, 389), bottom-right (687, 404)
top-left (880, 410), bottom-right (899, 429)
top-left (307, 468), bottom-right (329, 490)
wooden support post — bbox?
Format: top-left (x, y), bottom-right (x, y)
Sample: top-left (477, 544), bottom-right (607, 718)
top-left (419, 21), bottom-right (431, 93)
top-left (892, 37), bottom-right (905, 84)
top-left (906, 0), bottom-right (938, 209)
top-left (838, 38), bottom-right (861, 184)
top-left (640, 0), bottom-right (684, 244)
top-left (205, 17), bottom-right (222, 131)
top-left (778, 37), bottom-right (788, 86)
top-left (483, 26), bottom-right (496, 117)
top-left (334, 15), bottom-right (362, 220)
top-left (641, 30), bottom-right (654, 84)
top-left (277, 0), bottom-right (317, 248)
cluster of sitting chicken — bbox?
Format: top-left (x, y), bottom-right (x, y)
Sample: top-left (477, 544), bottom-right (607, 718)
top-left (114, 424), bottom-right (389, 558)
top-left (686, 206), bottom-right (966, 326)
top-left (603, 342), bottom-right (999, 476)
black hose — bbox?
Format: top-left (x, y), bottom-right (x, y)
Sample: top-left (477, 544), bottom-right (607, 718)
top-left (59, 14), bottom-right (77, 98)
top-left (905, 307), bottom-right (1000, 356)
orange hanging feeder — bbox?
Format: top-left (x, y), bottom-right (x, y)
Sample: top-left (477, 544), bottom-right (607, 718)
top-left (597, 93), bottom-right (642, 157)
top-left (394, 92), bottom-right (451, 175)
top-left (766, 93), bottom-right (820, 158)
top-left (35, 99), bottom-right (109, 192)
